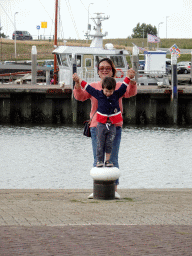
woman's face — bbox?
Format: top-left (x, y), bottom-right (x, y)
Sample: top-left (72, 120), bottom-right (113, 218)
top-left (98, 61), bottom-right (113, 80)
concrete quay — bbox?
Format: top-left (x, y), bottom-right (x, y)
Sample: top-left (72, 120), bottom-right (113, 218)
top-left (0, 189), bottom-right (192, 255)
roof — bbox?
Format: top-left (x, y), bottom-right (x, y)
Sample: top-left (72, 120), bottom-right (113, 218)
top-left (145, 51), bottom-right (167, 55)
top-left (52, 46), bottom-right (129, 55)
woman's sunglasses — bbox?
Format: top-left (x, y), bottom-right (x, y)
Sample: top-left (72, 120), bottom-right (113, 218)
top-left (98, 66), bottom-right (112, 72)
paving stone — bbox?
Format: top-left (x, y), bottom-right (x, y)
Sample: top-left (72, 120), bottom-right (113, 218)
top-left (0, 189), bottom-right (192, 255)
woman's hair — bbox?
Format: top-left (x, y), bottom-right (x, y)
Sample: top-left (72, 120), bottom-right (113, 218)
top-left (97, 58), bottom-right (116, 77)
top-left (102, 77), bottom-right (116, 90)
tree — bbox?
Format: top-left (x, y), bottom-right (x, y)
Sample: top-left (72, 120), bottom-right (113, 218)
top-left (131, 23), bottom-right (157, 38)
top-left (0, 27), bottom-right (8, 38)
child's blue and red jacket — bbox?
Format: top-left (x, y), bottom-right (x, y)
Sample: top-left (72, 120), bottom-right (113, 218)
top-left (81, 77), bottom-right (130, 124)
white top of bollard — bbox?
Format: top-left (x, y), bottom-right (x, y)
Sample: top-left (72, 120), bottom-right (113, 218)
top-left (90, 167), bottom-right (120, 181)
top-left (31, 46), bottom-right (37, 55)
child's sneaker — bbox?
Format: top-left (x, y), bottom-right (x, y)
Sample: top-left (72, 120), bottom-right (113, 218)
top-left (105, 160), bottom-right (114, 167)
top-left (96, 161), bottom-right (104, 167)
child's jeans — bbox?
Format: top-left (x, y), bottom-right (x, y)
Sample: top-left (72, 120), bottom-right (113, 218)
top-left (90, 126), bottom-right (122, 185)
top-left (96, 122), bottom-right (116, 162)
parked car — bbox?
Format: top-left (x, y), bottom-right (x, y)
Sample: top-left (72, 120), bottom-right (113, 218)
top-left (177, 61), bottom-right (191, 74)
top-left (139, 60), bottom-right (145, 70)
top-left (42, 60), bottom-right (54, 77)
top-left (3, 61), bottom-right (16, 65)
top-left (12, 31), bottom-right (33, 40)
top-left (166, 59), bottom-right (171, 74)
top-left (43, 60), bottom-right (54, 68)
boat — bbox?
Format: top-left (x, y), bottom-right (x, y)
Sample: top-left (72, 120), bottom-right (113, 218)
top-left (52, 13), bottom-right (129, 88)
top-left (137, 50), bottom-right (170, 86)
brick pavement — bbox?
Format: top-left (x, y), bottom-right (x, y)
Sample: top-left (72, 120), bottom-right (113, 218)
top-left (0, 189), bottom-right (192, 255)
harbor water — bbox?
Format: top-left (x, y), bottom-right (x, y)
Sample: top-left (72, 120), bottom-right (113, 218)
top-left (0, 124), bottom-right (192, 189)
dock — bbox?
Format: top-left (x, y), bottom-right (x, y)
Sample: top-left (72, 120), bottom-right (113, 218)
top-left (0, 189), bottom-right (192, 255)
top-left (0, 83), bottom-right (192, 125)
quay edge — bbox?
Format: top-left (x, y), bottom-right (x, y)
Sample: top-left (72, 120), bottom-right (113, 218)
top-left (0, 84), bottom-right (192, 125)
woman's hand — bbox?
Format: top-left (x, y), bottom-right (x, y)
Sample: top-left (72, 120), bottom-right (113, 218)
top-left (72, 73), bottom-right (80, 83)
top-left (127, 68), bottom-right (135, 79)
top-left (72, 73), bottom-right (81, 89)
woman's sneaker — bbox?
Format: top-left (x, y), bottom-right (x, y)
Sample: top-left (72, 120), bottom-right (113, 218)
top-left (96, 161), bottom-right (104, 167)
top-left (105, 160), bottom-right (114, 167)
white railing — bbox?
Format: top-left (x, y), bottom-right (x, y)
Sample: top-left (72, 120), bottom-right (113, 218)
top-left (144, 70), bottom-right (167, 77)
top-left (78, 68), bottom-right (100, 83)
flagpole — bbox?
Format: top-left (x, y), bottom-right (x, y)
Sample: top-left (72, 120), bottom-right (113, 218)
top-left (147, 34), bottom-right (148, 50)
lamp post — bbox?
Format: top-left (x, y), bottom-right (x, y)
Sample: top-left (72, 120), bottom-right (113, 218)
top-left (166, 16), bottom-right (169, 39)
top-left (86, 3), bottom-right (93, 42)
top-left (157, 22), bottom-right (163, 49)
top-left (142, 28), bottom-right (144, 47)
top-left (14, 12), bottom-right (18, 59)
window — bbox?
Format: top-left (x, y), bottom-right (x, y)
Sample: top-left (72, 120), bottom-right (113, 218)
top-left (110, 56), bottom-right (125, 68)
top-left (95, 56), bottom-right (107, 67)
top-left (76, 55), bottom-right (82, 67)
top-left (85, 58), bottom-right (92, 67)
top-left (59, 54), bottom-right (82, 67)
top-left (61, 55), bottom-right (70, 67)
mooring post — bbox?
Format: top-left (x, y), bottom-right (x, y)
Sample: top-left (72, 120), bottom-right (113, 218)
top-left (72, 54), bottom-right (77, 124)
top-left (132, 45), bottom-right (139, 83)
top-left (31, 46), bottom-right (37, 85)
top-left (46, 70), bottom-right (50, 85)
top-left (171, 53), bottom-right (178, 124)
top-left (90, 167), bottom-right (120, 200)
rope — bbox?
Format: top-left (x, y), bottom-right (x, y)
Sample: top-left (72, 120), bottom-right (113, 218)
top-left (65, 0), bottom-right (80, 39)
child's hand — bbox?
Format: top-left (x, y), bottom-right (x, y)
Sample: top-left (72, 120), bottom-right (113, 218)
top-left (72, 73), bottom-right (81, 83)
top-left (127, 68), bottom-right (135, 79)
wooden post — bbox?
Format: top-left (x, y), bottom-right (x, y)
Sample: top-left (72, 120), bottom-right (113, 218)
top-left (31, 46), bottom-right (37, 85)
top-left (171, 53), bottom-right (178, 124)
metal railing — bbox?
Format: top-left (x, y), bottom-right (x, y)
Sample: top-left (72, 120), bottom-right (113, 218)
top-left (78, 68), bottom-right (100, 83)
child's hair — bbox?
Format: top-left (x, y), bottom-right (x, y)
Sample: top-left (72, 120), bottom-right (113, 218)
top-left (102, 77), bottom-right (116, 90)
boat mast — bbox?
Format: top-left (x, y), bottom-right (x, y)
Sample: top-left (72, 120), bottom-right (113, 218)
top-left (54, 0), bottom-right (58, 84)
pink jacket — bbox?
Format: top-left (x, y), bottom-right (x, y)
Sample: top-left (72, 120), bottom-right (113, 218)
top-left (73, 80), bottom-right (137, 127)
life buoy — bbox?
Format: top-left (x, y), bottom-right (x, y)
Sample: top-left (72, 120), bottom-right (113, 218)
top-left (116, 69), bottom-right (124, 78)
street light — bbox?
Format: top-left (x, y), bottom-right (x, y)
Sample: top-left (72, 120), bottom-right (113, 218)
top-left (14, 12), bottom-right (18, 59)
top-left (166, 16), bottom-right (169, 39)
top-left (157, 22), bottom-right (163, 49)
top-left (87, 3), bottom-right (93, 41)
top-left (158, 22), bottom-right (164, 37)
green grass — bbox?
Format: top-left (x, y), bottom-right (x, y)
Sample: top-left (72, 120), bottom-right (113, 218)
top-left (1, 38), bottom-right (192, 64)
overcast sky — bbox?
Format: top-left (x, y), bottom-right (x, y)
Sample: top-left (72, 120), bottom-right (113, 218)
top-left (0, 0), bottom-right (192, 40)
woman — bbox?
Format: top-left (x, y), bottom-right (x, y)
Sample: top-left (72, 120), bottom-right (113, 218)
top-left (73, 58), bottom-right (137, 198)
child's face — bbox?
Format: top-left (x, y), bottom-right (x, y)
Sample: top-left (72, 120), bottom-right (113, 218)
top-left (103, 88), bottom-right (114, 97)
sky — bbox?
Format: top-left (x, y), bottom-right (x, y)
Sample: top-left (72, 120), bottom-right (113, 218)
top-left (0, 0), bottom-right (192, 41)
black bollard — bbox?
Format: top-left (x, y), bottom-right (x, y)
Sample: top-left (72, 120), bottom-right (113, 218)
top-left (171, 53), bottom-right (178, 124)
top-left (93, 180), bottom-right (115, 200)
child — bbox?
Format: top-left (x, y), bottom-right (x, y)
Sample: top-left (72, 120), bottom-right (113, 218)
top-left (73, 73), bottom-right (133, 167)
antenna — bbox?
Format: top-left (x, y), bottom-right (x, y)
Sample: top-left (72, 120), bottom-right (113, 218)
top-left (88, 13), bottom-right (109, 48)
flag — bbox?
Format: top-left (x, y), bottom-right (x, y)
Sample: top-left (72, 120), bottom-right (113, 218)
top-left (147, 34), bottom-right (160, 43)
top-left (169, 44), bottom-right (180, 58)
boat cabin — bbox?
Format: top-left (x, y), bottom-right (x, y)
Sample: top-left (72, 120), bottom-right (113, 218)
top-left (52, 13), bottom-right (129, 88)
top-left (53, 45), bottom-right (129, 88)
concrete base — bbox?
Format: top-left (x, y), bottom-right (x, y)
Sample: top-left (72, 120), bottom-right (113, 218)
top-left (93, 180), bottom-right (115, 200)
